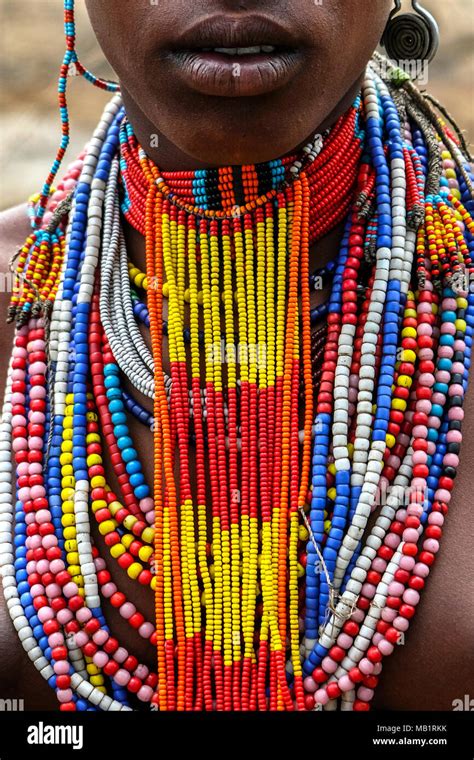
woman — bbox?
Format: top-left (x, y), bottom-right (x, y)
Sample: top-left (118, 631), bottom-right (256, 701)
top-left (0, 0), bottom-right (473, 712)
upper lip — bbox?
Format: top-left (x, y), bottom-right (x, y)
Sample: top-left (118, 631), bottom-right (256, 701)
top-left (169, 14), bottom-right (305, 52)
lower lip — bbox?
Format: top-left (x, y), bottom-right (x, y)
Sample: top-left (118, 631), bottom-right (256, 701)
top-left (169, 50), bottom-right (303, 97)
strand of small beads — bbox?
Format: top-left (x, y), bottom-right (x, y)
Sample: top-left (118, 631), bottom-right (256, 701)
top-left (119, 105), bottom-right (364, 242)
top-left (2, 31), bottom-right (474, 711)
top-left (300, 64), bottom-right (474, 712)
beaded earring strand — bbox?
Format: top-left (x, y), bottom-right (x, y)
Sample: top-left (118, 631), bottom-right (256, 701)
top-left (1, 0), bottom-right (474, 712)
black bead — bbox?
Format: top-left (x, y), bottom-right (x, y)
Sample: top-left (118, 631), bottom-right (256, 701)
top-left (447, 442), bottom-right (461, 455)
top-left (443, 466), bottom-right (457, 479)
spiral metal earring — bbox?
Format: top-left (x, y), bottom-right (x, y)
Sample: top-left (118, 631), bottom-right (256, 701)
top-left (382, 0), bottom-right (439, 64)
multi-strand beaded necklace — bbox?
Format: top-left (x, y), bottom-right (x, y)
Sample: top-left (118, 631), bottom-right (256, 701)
top-left (1, 13), bottom-right (474, 711)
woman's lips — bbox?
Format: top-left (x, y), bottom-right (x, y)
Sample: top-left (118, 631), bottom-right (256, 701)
top-left (169, 48), bottom-right (303, 97)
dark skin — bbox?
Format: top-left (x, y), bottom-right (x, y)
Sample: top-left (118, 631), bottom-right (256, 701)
top-left (85, 0), bottom-right (389, 168)
top-left (0, 0), bottom-right (473, 710)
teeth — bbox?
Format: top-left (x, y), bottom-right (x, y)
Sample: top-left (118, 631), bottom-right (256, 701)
top-left (209, 45), bottom-right (276, 56)
top-left (235, 46), bottom-right (265, 55)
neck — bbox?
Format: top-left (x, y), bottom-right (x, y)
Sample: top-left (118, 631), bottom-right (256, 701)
top-left (121, 73), bottom-right (365, 273)
top-left (120, 73), bottom-right (365, 172)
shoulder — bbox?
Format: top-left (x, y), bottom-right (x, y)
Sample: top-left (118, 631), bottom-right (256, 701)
top-left (0, 204), bottom-right (30, 378)
top-left (0, 203), bottom-right (31, 255)
top-left (0, 203), bottom-right (31, 313)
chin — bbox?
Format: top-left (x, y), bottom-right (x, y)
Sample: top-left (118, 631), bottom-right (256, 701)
top-left (142, 89), bottom-right (320, 167)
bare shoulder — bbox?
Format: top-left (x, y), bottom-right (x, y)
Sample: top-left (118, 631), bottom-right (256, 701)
top-left (0, 202), bottom-right (30, 309)
top-left (0, 204), bottom-right (30, 373)
top-left (0, 202), bottom-right (31, 254)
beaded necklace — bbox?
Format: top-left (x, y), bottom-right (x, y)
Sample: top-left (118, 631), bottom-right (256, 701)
top-left (1, 4), bottom-right (474, 711)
